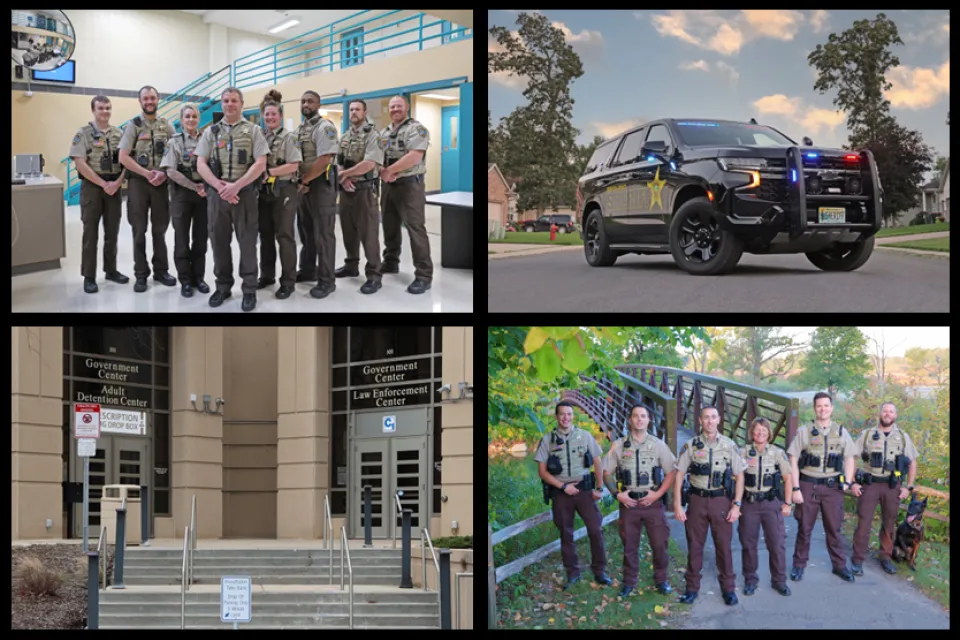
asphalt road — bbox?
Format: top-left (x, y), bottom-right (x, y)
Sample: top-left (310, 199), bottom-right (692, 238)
top-left (488, 249), bottom-right (949, 312)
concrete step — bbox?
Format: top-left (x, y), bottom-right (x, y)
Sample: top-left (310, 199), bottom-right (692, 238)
top-left (122, 575), bottom-right (404, 586)
top-left (98, 613), bottom-right (439, 628)
top-left (100, 591), bottom-right (438, 605)
top-left (125, 556), bottom-right (400, 568)
top-left (100, 602), bottom-right (439, 616)
top-left (101, 624), bottom-right (440, 630)
top-left (124, 549), bottom-right (401, 558)
top-left (124, 566), bottom-right (400, 579)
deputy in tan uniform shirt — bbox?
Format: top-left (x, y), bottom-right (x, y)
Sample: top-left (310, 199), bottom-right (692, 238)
top-left (118, 85), bottom-right (179, 292)
top-left (786, 392), bottom-right (859, 583)
top-left (256, 92), bottom-right (302, 300)
top-left (195, 87), bottom-right (269, 311)
top-left (69, 94), bottom-right (128, 293)
top-left (379, 95), bottom-right (433, 294)
top-left (336, 99), bottom-right (385, 294)
top-left (160, 102), bottom-right (209, 298)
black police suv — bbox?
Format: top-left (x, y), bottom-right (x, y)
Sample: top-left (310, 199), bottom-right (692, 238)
top-left (575, 118), bottom-right (884, 275)
top-left (522, 214), bottom-right (576, 234)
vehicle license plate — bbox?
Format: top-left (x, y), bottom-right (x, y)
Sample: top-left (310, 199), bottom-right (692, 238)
top-left (818, 207), bottom-right (846, 224)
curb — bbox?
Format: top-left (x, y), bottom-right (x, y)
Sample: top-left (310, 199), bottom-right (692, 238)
top-left (875, 246), bottom-right (950, 258)
top-left (488, 245), bottom-right (583, 260)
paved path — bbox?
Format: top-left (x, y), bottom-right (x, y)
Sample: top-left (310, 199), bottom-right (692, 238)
top-left (666, 510), bottom-right (949, 629)
top-left (875, 231), bottom-right (949, 244)
top-left (488, 249), bottom-right (949, 312)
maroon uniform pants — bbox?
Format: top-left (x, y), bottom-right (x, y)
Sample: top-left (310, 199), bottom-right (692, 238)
top-left (684, 493), bottom-right (735, 593)
top-left (792, 479), bottom-right (848, 571)
top-left (618, 501), bottom-right (670, 587)
top-left (739, 497), bottom-right (787, 586)
top-left (551, 489), bottom-right (606, 579)
top-left (852, 480), bottom-right (900, 564)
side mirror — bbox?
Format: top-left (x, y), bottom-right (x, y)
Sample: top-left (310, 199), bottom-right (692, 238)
top-left (802, 136), bottom-right (813, 147)
top-left (640, 140), bottom-right (669, 163)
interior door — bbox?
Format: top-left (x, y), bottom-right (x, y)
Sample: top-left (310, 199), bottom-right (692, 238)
top-left (390, 437), bottom-right (427, 539)
top-left (441, 105), bottom-right (460, 192)
top-left (353, 439), bottom-right (389, 538)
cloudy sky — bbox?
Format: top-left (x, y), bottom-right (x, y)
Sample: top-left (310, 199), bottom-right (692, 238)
top-left (488, 10), bottom-right (950, 173)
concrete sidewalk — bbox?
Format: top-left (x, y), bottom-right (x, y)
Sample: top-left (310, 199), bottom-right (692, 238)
top-left (666, 510), bottom-right (949, 629)
top-left (488, 243), bottom-right (582, 260)
top-left (875, 231), bottom-right (949, 244)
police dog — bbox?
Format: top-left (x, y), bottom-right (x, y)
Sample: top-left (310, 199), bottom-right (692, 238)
top-left (891, 493), bottom-right (927, 571)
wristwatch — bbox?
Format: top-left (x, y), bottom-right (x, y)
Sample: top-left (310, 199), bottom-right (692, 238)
top-left (733, 500), bottom-right (742, 507)
top-left (907, 485), bottom-right (915, 491)
top-left (561, 482), bottom-right (569, 492)
top-left (793, 486), bottom-right (801, 492)
top-left (841, 482), bottom-right (850, 490)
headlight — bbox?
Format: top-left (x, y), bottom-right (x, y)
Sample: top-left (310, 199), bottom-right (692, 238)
top-left (717, 157), bottom-right (769, 171)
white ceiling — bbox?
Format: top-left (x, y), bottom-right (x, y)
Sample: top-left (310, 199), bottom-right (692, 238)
top-left (178, 10), bottom-right (423, 38)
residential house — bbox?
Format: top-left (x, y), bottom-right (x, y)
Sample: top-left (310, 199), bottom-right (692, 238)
top-left (488, 163), bottom-right (513, 228)
top-left (938, 157), bottom-right (950, 221)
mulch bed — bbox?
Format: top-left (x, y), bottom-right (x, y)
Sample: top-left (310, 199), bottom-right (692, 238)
top-left (12, 544), bottom-right (115, 630)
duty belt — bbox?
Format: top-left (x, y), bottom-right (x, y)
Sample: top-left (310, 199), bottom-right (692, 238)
top-left (800, 473), bottom-right (841, 487)
top-left (626, 490), bottom-right (649, 500)
top-left (386, 174), bottom-right (423, 185)
top-left (350, 180), bottom-right (377, 190)
top-left (744, 490), bottom-right (777, 503)
top-left (688, 487), bottom-right (726, 498)
top-left (85, 173), bottom-right (121, 183)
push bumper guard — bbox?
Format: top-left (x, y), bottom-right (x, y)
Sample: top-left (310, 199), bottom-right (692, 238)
top-left (785, 146), bottom-right (882, 239)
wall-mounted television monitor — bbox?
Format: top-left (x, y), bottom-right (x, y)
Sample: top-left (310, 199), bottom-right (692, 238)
top-left (31, 59), bottom-right (75, 84)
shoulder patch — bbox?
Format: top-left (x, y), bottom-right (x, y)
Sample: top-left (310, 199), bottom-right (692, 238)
top-left (72, 134), bottom-right (81, 146)
top-left (325, 126), bottom-right (337, 139)
top-left (416, 125), bottom-right (427, 138)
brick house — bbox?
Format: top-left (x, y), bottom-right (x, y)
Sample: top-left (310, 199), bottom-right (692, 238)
top-left (939, 157), bottom-right (950, 221)
top-left (488, 163), bottom-right (513, 227)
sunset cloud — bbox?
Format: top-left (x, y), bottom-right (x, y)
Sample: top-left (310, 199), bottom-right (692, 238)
top-left (885, 60), bottom-right (950, 109)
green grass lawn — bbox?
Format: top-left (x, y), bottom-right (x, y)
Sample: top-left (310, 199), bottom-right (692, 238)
top-left (875, 222), bottom-right (949, 238)
top-left (882, 237), bottom-right (950, 252)
top-left (490, 231), bottom-right (583, 245)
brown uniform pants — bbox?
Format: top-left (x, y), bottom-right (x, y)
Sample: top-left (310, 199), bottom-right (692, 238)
top-left (618, 500), bottom-right (670, 587)
top-left (299, 178), bottom-right (338, 288)
top-left (338, 185), bottom-right (382, 280)
top-left (208, 185), bottom-right (259, 294)
top-left (127, 175), bottom-right (171, 279)
top-left (79, 179), bottom-right (122, 279)
top-left (684, 493), bottom-right (736, 593)
top-left (170, 184), bottom-right (208, 285)
top-left (552, 488), bottom-right (606, 580)
top-left (258, 181), bottom-right (299, 288)
top-left (792, 478), bottom-right (848, 571)
top-left (381, 176), bottom-right (433, 282)
top-left (852, 480), bottom-right (900, 564)
top-left (739, 496), bottom-right (787, 587)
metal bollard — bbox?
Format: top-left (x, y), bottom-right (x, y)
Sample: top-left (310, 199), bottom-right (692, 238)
top-left (87, 552), bottom-right (100, 629)
top-left (113, 503), bottom-right (127, 589)
top-left (439, 549), bottom-right (452, 629)
top-left (363, 485), bottom-right (373, 548)
top-left (140, 485), bottom-right (150, 546)
top-left (399, 509), bottom-right (412, 588)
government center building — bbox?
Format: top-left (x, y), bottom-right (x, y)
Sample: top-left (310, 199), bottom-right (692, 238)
top-left (11, 327), bottom-right (474, 543)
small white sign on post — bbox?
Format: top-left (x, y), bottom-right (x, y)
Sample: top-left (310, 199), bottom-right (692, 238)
top-left (78, 438), bottom-right (97, 457)
top-left (383, 415), bottom-right (396, 433)
top-left (221, 576), bottom-right (251, 625)
top-left (74, 403), bottom-right (101, 439)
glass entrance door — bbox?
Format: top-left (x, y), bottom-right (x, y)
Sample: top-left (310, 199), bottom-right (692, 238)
top-left (353, 439), bottom-right (388, 538)
top-left (352, 436), bottom-right (428, 539)
top-left (71, 435), bottom-right (149, 539)
top-left (390, 436), bottom-right (427, 539)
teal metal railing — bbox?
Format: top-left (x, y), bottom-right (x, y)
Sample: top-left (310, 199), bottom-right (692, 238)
top-left (60, 10), bottom-right (470, 205)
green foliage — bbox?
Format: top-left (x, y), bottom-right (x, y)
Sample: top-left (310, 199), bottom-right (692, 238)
top-left (797, 327), bottom-right (871, 397)
top-left (714, 327), bottom-right (806, 384)
top-left (432, 535), bottom-right (473, 549)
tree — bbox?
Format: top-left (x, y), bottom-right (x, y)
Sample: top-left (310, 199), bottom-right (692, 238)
top-left (489, 12), bottom-right (584, 215)
top-left (808, 13), bottom-right (933, 221)
top-left (798, 327), bottom-right (871, 398)
top-left (714, 327), bottom-right (806, 384)
top-left (686, 327), bottom-right (727, 374)
top-left (904, 346), bottom-right (950, 387)
top-left (865, 330), bottom-right (903, 395)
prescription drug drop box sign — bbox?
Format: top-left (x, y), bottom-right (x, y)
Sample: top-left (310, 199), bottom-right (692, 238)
top-left (221, 576), bottom-right (251, 623)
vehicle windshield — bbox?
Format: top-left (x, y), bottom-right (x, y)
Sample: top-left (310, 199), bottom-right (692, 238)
top-left (674, 121), bottom-right (797, 147)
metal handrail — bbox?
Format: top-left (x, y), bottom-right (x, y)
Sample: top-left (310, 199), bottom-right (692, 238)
top-left (180, 525), bottom-right (189, 629)
top-left (189, 495), bottom-right (197, 586)
top-left (96, 526), bottom-right (108, 591)
top-left (455, 572), bottom-right (473, 629)
top-left (420, 528), bottom-right (441, 627)
top-left (393, 491), bottom-right (404, 549)
top-left (324, 493), bottom-right (333, 585)
top-left (339, 526), bottom-right (354, 629)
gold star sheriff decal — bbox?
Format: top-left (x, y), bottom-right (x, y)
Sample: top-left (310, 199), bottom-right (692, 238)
top-left (647, 166), bottom-right (666, 210)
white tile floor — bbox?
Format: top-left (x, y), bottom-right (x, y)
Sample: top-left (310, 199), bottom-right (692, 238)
top-left (12, 200), bottom-right (473, 313)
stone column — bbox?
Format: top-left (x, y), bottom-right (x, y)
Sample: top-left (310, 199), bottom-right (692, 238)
top-left (276, 327), bottom-right (332, 540)
top-left (440, 327), bottom-right (473, 538)
top-left (170, 327), bottom-right (224, 540)
top-left (11, 327), bottom-right (64, 541)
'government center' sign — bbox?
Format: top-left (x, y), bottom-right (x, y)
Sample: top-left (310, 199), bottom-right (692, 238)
top-left (72, 356), bottom-right (153, 408)
top-left (348, 358), bottom-right (434, 409)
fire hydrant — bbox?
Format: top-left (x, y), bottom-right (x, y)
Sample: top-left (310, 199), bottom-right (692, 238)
top-left (549, 223), bottom-right (558, 241)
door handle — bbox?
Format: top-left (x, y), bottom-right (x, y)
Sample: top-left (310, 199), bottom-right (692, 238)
top-left (443, 146), bottom-right (449, 152)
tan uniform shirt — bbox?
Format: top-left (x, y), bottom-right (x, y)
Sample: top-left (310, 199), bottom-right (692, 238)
top-left (740, 444), bottom-right (791, 494)
top-left (676, 433), bottom-right (746, 491)
top-left (787, 421), bottom-right (857, 479)
top-left (339, 122), bottom-right (385, 176)
top-left (118, 115), bottom-right (177, 171)
top-left (534, 427), bottom-right (603, 484)
top-left (603, 431), bottom-right (676, 492)
top-left (853, 423), bottom-right (919, 479)
top-left (69, 122), bottom-right (123, 176)
top-left (194, 118), bottom-right (270, 181)
top-left (308, 118), bottom-right (340, 157)
top-left (160, 131), bottom-right (203, 181)
top-left (379, 118), bottom-right (429, 178)
top-left (263, 126), bottom-right (302, 182)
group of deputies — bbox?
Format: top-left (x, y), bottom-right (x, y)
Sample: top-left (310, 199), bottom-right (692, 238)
top-left (69, 85), bottom-right (435, 311)
top-left (536, 393), bottom-right (919, 606)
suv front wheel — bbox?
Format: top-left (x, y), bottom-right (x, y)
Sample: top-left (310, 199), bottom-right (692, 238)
top-left (805, 236), bottom-right (875, 271)
top-left (668, 197), bottom-right (743, 275)
top-left (583, 210), bottom-right (617, 266)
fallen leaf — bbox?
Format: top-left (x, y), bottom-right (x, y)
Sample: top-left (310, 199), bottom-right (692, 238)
top-left (590, 582), bottom-right (600, 590)
top-left (578, 616), bottom-right (587, 623)
top-left (655, 605), bottom-right (664, 614)
top-left (907, 577), bottom-right (914, 582)
top-left (548, 618), bottom-right (554, 624)
top-left (624, 603), bottom-right (631, 611)
top-left (542, 603), bottom-right (554, 611)
top-left (637, 589), bottom-right (644, 595)
top-left (659, 621), bottom-right (668, 627)
top-left (557, 603), bottom-right (566, 610)
top-left (514, 612), bottom-right (522, 621)
top-left (647, 613), bottom-right (652, 620)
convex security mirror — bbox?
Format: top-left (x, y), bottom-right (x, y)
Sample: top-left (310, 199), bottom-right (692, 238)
top-left (11, 10), bottom-right (76, 70)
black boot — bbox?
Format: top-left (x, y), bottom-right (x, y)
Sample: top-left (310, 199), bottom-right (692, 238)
top-left (722, 591), bottom-right (739, 606)
top-left (335, 265), bottom-right (359, 278)
top-left (104, 271), bottom-right (129, 284)
top-left (655, 582), bottom-right (673, 595)
top-left (832, 566), bottom-right (855, 582)
top-left (209, 290), bottom-right (231, 307)
top-left (678, 591), bottom-right (698, 604)
top-left (594, 572), bottom-right (612, 586)
top-left (153, 271), bottom-right (176, 286)
top-left (181, 283), bottom-right (193, 298)
top-left (257, 277), bottom-right (275, 290)
top-left (359, 279), bottom-right (382, 294)
top-left (406, 279), bottom-right (431, 294)
top-left (195, 280), bottom-right (210, 294)
top-left (790, 566), bottom-right (804, 582)
top-left (743, 583), bottom-right (757, 596)
top-left (618, 585), bottom-right (634, 597)
top-left (241, 293), bottom-right (257, 312)
top-left (83, 278), bottom-right (98, 294)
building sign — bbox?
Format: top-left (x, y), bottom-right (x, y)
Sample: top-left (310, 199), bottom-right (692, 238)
top-left (350, 381), bottom-right (433, 409)
top-left (73, 356), bottom-right (153, 385)
top-left (349, 357), bottom-right (433, 386)
top-left (74, 380), bottom-right (151, 409)
top-left (100, 408), bottom-right (147, 436)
